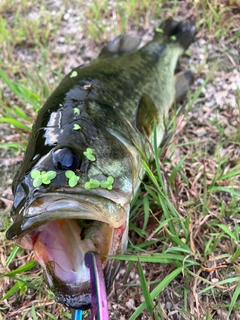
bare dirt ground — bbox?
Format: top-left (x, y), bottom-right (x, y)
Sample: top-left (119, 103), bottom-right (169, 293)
top-left (0, 1), bottom-right (240, 319)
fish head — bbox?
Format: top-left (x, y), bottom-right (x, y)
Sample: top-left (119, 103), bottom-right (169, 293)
top-left (6, 101), bottom-right (140, 308)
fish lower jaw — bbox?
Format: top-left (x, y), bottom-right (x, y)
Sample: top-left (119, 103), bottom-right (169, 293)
top-left (16, 218), bottom-right (126, 308)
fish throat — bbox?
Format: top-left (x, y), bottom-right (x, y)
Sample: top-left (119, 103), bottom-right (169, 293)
top-left (20, 218), bottom-right (114, 285)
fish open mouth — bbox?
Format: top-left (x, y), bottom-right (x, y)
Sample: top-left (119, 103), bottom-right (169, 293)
top-left (10, 195), bottom-right (128, 309)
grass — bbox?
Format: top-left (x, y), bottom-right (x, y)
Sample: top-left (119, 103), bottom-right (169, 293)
top-left (0, 0), bottom-right (240, 319)
top-left (80, 0), bottom-right (240, 42)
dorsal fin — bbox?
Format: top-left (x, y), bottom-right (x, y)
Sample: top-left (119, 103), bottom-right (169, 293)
top-left (135, 93), bottom-right (158, 137)
top-left (175, 71), bottom-right (194, 101)
top-left (99, 35), bottom-right (141, 58)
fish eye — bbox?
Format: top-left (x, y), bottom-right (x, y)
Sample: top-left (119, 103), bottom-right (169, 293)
top-left (52, 148), bottom-right (79, 171)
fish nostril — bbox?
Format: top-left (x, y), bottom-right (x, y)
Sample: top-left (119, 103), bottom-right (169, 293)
top-left (13, 184), bottom-right (26, 208)
top-left (52, 148), bottom-right (79, 171)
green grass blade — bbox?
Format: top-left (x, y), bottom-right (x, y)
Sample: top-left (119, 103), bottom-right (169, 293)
top-left (5, 245), bottom-right (20, 268)
top-left (111, 253), bottom-right (200, 265)
top-left (31, 305), bottom-right (38, 320)
top-left (217, 224), bottom-right (237, 241)
top-left (208, 186), bottom-right (240, 197)
top-left (0, 142), bottom-right (26, 150)
top-left (129, 266), bottom-right (184, 319)
top-left (228, 281), bottom-right (240, 317)
top-left (1, 260), bottom-right (36, 278)
top-left (142, 196), bottom-right (150, 232)
top-left (0, 69), bottom-right (41, 109)
top-left (1, 282), bottom-right (20, 300)
top-left (0, 118), bottom-right (31, 131)
top-left (13, 105), bottom-right (33, 122)
top-left (198, 277), bottom-right (240, 294)
top-left (137, 259), bottom-right (154, 315)
top-left (169, 154), bottom-right (188, 186)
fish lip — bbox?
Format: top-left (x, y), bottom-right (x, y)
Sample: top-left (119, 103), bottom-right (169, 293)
top-left (48, 274), bottom-right (92, 309)
top-left (56, 290), bottom-right (91, 309)
top-left (7, 193), bottom-right (128, 239)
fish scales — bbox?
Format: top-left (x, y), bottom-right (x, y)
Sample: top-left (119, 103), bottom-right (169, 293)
top-left (6, 19), bottom-right (195, 308)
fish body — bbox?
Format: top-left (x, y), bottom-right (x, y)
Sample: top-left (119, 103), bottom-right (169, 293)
top-left (6, 19), bottom-right (195, 308)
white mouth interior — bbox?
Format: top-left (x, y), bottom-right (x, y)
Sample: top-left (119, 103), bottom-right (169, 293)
top-left (17, 219), bottom-right (113, 285)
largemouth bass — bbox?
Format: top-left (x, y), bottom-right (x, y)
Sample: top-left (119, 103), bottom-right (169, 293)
top-left (6, 19), bottom-right (195, 309)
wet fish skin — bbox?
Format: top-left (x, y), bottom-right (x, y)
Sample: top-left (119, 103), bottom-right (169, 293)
top-left (6, 18), bottom-right (195, 308)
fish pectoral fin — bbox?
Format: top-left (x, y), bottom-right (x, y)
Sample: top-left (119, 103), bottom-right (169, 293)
top-left (159, 71), bottom-right (194, 147)
top-left (135, 93), bottom-right (158, 137)
top-left (175, 71), bottom-right (194, 102)
top-left (99, 34), bottom-right (141, 57)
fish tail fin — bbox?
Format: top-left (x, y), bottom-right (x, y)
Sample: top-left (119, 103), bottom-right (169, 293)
top-left (175, 71), bottom-right (194, 101)
top-left (155, 18), bottom-right (196, 50)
